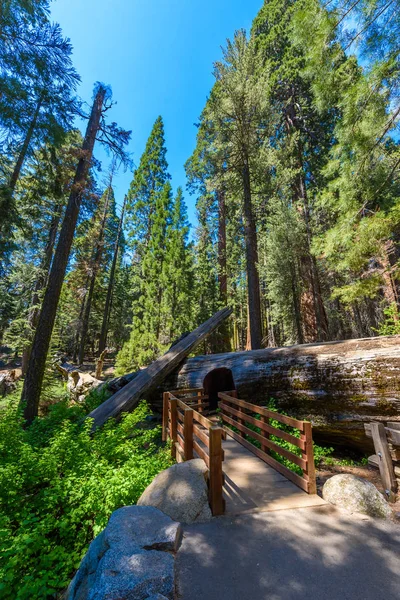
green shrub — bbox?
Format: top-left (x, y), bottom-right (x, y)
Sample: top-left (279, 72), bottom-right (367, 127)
top-left (0, 397), bottom-right (172, 599)
top-left (376, 302), bottom-right (400, 336)
top-left (221, 399), bottom-right (333, 475)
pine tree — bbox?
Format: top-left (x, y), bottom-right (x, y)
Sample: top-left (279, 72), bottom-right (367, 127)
top-left (126, 116), bottom-right (170, 258)
top-left (116, 182), bottom-right (173, 372)
top-left (162, 187), bottom-right (194, 340)
top-left (20, 83), bottom-right (130, 424)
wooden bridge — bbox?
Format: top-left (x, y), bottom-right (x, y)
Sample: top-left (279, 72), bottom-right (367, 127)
top-left (162, 388), bottom-right (326, 516)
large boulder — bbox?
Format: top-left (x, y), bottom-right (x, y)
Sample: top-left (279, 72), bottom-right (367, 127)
top-left (322, 474), bottom-right (393, 519)
top-left (67, 506), bottom-right (182, 600)
top-left (138, 459), bottom-right (212, 524)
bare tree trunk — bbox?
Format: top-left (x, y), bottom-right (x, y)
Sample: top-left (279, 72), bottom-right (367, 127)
top-left (98, 195), bottom-right (126, 356)
top-left (78, 185), bottom-right (112, 365)
top-left (9, 95), bottom-right (43, 193)
top-left (242, 162), bottom-right (262, 349)
top-left (22, 204), bottom-right (62, 375)
top-left (284, 96), bottom-right (329, 342)
top-left (20, 85), bottom-right (107, 424)
top-left (217, 188), bottom-right (227, 302)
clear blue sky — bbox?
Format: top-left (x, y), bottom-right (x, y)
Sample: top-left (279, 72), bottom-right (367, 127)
top-left (50, 0), bottom-right (263, 225)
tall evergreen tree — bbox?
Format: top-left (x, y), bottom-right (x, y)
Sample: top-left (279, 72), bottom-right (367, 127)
top-left (126, 116), bottom-right (170, 258)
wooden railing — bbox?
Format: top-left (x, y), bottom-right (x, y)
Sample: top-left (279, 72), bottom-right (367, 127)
top-left (218, 392), bottom-right (316, 494)
top-left (365, 422), bottom-right (400, 502)
top-left (162, 389), bottom-right (225, 515)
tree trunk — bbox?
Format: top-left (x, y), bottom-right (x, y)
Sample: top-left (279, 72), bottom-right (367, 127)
top-left (98, 195), bottom-right (126, 356)
top-left (161, 335), bottom-right (400, 452)
top-left (9, 95), bottom-right (43, 193)
top-left (242, 162), bottom-right (262, 349)
top-left (284, 96), bottom-right (329, 342)
top-left (22, 204), bottom-right (63, 375)
top-left (217, 188), bottom-right (227, 302)
top-left (20, 85), bottom-right (107, 424)
top-left (78, 185), bottom-right (112, 365)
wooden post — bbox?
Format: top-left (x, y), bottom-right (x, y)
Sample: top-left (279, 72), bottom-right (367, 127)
top-left (162, 392), bottom-right (169, 442)
top-left (170, 398), bottom-right (178, 460)
top-left (261, 415), bottom-right (270, 455)
top-left (209, 426), bottom-right (225, 515)
top-left (183, 407), bottom-right (194, 460)
top-left (370, 422), bottom-right (397, 501)
top-left (301, 422), bottom-right (316, 495)
top-left (198, 389), bottom-right (203, 413)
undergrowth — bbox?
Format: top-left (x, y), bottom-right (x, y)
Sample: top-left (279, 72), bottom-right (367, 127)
top-left (221, 399), bottom-right (334, 475)
top-left (0, 388), bottom-right (172, 599)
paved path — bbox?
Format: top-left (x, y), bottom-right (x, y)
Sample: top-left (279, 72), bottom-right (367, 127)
top-left (222, 437), bottom-right (326, 514)
top-left (176, 505), bottom-right (400, 600)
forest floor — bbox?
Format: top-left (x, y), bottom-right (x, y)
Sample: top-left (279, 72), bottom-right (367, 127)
top-left (1, 349), bottom-right (399, 514)
top-left (317, 460), bottom-right (400, 518)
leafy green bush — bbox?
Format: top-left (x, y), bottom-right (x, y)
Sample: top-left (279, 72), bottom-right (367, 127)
top-left (221, 399), bottom-right (333, 475)
top-left (0, 395), bottom-right (172, 599)
top-left (376, 302), bottom-right (400, 336)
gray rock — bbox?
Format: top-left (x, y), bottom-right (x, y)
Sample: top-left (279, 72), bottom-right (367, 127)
top-left (87, 549), bottom-right (174, 600)
top-left (67, 506), bottom-right (181, 600)
top-left (137, 459), bottom-right (212, 524)
top-left (105, 506), bottom-right (182, 552)
top-left (322, 474), bottom-right (393, 519)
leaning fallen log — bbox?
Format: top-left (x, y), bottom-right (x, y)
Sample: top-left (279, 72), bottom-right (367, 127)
top-left (161, 335), bottom-right (400, 452)
top-left (88, 307), bottom-right (232, 429)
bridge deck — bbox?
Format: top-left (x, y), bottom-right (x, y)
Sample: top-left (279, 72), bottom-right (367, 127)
top-left (222, 435), bottom-right (327, 515)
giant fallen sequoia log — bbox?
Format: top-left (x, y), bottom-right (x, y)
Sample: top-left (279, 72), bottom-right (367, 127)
top-left (161, 336), bottom-right (400, 452)
top-left (88, 307), bottom-right (232, 429)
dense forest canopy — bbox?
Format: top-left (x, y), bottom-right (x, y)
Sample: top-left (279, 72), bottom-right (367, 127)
top-left (0, 0), bottom-right (399, 422)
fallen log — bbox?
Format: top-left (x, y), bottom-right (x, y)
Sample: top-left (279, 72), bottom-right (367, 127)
top-left (88, 307), bottom-right (232, 429)
top-left (160, 335), bottom-right (400, 452)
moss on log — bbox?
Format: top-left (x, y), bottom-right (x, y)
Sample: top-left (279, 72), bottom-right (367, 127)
top-left (161, 336), bottom-right (400, 452)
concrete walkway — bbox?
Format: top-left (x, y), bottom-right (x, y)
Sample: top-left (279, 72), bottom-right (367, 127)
top-left (176, 505), bottom-right (400, 600)
top-left (222, 436), bottom-right (326, 515)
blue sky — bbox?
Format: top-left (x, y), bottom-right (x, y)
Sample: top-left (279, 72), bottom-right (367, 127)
top-left (50, 0), bottom-right (263, 225)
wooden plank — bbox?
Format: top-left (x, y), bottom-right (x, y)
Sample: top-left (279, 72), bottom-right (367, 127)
top-left (193, 411), bottom-right (213, 429)
top-left (218, 393), bottom-right (305, 430)
top-left (175, 442), bottom-right (185, 462)
top-left (88, 308), bottom-right (232, 428)
top-left (162, 392), bottom-right (169, 441)
top-left (221, 413), bottom-right (307, 470)
top-left (224, 427), bottom-right (308, 493)
top-left (193, 423), bottom-right (210, 447)
top-left (209, 427), bottom-right (225, 516)
top-left (193, 440), bottom-right (210, 467)
top-left (170, 398), bottom-right (177, 460)
top-left (369, 454), bottom-right (400, 477)
top-left (184, 402), bottom-right (209, 411)
top-left (168, 388), bottom-right (204, 395)
top-left (177, 394), bottom-right (209, 403)
top-left (386, 428), bottom-right (400, 446)
top-left (370, 422), bottom-right (397, 501)
top-left (219, 402), bottom-right (305, 450)
top-left (177, 422), bottom-right (184, 437)
top-left (184, 408), bottom-right (194, 460)
top-left (302, 421), bottom-right (316, 494)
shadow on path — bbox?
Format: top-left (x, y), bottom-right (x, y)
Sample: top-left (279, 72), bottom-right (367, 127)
top-left (176, 506), bottom-right (400, 600)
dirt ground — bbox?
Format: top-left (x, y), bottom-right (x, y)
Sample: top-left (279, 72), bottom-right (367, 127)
top-left (317, 461), bottom-right (400, 518)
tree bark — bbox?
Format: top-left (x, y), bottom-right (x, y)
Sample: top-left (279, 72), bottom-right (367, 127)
top-left (9, 95), bottom-right (43, 193)
top-left (22, 204), bottom-right (62, 375)
top-left (20, 85), bottom-right (106, 424)
top-left (217, 188), bottom-right (227, 302)
top-left (98, 195), bottom-right (126, 356)
top-left (242, 162), bottom-right (262, 349)
top-left (161, 335), bottom-right (400, 452)
top-left (78, 185), bottom-right (112, 365)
